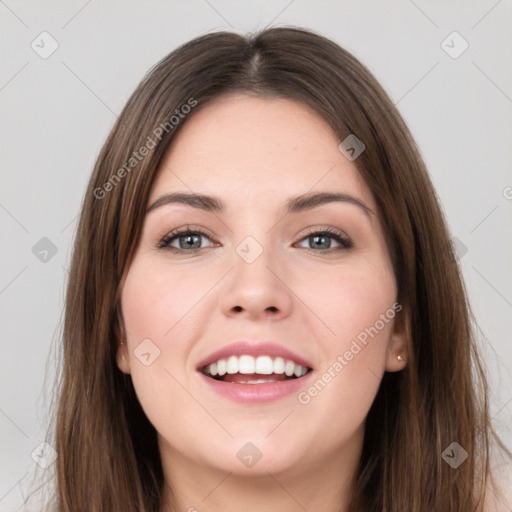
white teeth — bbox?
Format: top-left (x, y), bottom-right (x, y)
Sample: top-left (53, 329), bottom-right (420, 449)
top-left (203, 355), bottom-right (309, 378)
top-left (255, 356), bottom-right (273, 374)
top-left (273, 357), bottom-right (285, 374)
top-left (226, 355), bottom-right (238, 374)
top-left (284, 360), bottom-right (295, 377)
top-left (238, 355), bottom-right (255, 374)
top-left (217, 358), bottom-right (227, 376)
top-left (244, 378), bottom-right (279, 384)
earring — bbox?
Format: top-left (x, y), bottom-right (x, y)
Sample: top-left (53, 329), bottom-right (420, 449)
top-left (397, 354), bottom-right (404, 361)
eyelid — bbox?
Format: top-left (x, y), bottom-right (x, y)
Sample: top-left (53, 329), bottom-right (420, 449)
top-left (156, 225), bottom-right (218, 250)
top-left (156, 224), bottom-right (354, 252)
top-left (295, 225), bottom-right (354, 251)
top-left (299, 225), bottom-right (350, 239)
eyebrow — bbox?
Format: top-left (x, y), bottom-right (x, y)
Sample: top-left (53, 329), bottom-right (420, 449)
top-left (146, 191), bottom-right (374, 219)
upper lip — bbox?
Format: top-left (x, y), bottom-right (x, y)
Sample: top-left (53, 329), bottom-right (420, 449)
top-left (196, 341), bottom-right (314, 371)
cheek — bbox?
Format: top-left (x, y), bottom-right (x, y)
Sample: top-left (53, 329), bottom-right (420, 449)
top-left (120, 260), bottom-right (207, 438)
top-left (299, 255), bottom-right (397, 351)
top-left (121, 258), bottom-right (211, 341)
top-left (295, 257), bottom-right (396, 406)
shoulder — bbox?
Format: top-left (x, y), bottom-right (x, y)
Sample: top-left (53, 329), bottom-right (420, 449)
top-left (483, 460), bottom-right (512, 512)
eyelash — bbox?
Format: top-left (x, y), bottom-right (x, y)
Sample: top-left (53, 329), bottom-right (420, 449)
top-left (157, 225), bottom-right (354, 254)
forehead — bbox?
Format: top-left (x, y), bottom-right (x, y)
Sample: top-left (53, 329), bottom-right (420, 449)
top-left (149, 94), bottom-right (374, 212)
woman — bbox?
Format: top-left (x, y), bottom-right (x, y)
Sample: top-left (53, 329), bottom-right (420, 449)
top-left (32, 26), bottom-right (511, 511)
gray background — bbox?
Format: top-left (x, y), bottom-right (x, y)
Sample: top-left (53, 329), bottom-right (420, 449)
top-left (1, 1), bottom-right (511, 509)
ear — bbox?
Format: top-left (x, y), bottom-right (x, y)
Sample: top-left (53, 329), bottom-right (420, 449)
top-left (385, 304), bottom-right (409, 372)
top-left (116, 340), bottom-right (131, 374)
top-left (114, 300), bottom-right (131, 374)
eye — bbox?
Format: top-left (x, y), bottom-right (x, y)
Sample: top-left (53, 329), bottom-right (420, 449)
top-left (157, 225), bottom-right (217, 252)
top-left (156, 225), bottom-right (353, 254)
top-left (295, 227), bottom-right (353, 252)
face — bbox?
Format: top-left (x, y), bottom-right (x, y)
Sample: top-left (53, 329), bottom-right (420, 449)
top-left (118, 94), bottom-right (407, 480)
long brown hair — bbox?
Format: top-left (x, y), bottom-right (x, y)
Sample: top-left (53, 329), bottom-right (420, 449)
top-left (33, 26), bottom-right (509, 511)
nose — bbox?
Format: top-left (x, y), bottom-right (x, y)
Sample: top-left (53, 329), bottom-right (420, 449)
top-left (220, 243), bottom-right (293, 322)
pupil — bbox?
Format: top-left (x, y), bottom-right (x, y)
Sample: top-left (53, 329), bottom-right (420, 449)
top-left (180, 234), bottom-right (201, 249)
top-left (311, 235), bottom-right (330, 250)
top-left (178, 234), bottom-right (331, 250)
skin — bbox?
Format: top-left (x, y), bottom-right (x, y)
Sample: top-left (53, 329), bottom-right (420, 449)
top-left (117, 94), bottom-right (408, 512)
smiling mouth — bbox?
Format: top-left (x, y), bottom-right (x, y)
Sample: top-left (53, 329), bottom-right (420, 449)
top-left (200, 354), bottom-right (313, 384)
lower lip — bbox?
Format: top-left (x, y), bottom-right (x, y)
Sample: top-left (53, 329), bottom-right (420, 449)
top-left (197, 371), bottom-right (314, 403)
